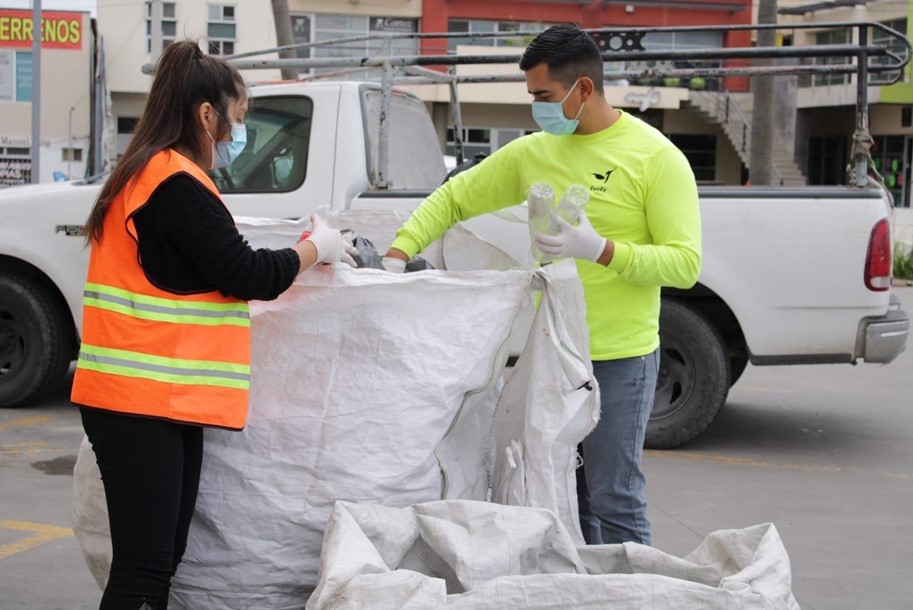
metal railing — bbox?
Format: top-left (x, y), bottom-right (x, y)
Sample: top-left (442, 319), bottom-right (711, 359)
top-left (689, 89), bottom-right (788, 185)
top-left (142, 22), bottom-right (911, 189)
top-left (690, 90), bottom-right (751, 154)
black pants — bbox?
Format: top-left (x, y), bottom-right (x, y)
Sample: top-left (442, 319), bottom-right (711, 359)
top-left (80, 407), bottom-right (203, 610)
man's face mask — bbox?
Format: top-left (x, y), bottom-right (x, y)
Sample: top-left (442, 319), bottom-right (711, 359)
top-left (208, 116), bottom-right (247, 169)
top-left (531, 79), bottom-right (585, 136)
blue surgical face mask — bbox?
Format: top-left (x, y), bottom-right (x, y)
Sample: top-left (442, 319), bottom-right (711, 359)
top-left (208, 121), bottom-right (247, 169)
top-left (531, 79), bottom-right (585, 136)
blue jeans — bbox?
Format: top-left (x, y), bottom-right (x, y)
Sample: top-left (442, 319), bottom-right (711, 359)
top-left (577, 350), bottom-right (659, 545)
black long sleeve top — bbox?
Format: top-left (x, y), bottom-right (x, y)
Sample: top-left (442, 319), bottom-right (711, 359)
top-left (131, 173), bottom-right (299, 301)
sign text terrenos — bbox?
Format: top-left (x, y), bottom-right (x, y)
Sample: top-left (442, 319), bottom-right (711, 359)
top-left (0, 10), bottom-right (82, 50)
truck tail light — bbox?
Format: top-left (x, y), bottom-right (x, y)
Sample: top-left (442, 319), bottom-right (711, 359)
top-left (865, 218), bottom-right (892, 291)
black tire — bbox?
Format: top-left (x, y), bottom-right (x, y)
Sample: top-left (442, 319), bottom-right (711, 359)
top-left (0, 274), bottom-right (74, 407)
top-left (729, 356), bottom-right (749, 387)
top-left (646, 300), bottom-right (731, 449)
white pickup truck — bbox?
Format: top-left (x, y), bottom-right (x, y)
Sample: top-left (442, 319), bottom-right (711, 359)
top-left (0, 80), bottom-right (908, 448)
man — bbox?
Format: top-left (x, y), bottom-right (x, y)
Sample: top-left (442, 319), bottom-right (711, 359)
top-left (383, 24), bottom-right (701, 545)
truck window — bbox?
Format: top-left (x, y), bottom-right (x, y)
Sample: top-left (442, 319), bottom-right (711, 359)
top-left (362, 88), bottom-right (446, 189)
top-left (209, 96), bottom-right (314, 194)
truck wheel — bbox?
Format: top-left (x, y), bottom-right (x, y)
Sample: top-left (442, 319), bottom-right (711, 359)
top-left (646, 300), bottom-right (731, 449)
top-left (0, 275), bottom-right (74, 407)
top-left (730, 356), bottom-right (748, 387)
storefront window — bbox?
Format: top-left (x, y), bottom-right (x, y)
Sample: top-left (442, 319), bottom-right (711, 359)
top-left (0, 50), bottom-right (33, 102)
top-left (446, 20), bottom-right (552, 53)
top-left (669, 134), bottom-right (717, 182)
top-left (807, 135), bottom-right (847, 186)
top-left (871, 135), bottom-right (911, 208)
top-left (0, 147), bottom-right (31, 187)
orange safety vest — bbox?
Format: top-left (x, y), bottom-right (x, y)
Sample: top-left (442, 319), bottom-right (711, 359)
top-left (71, 150), bottom-right (251, 429)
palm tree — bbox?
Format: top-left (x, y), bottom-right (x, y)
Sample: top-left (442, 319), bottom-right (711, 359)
top-left (271, 0), bottom-right (298, 81)
top-left (750, 0), bottom-right (778, 185)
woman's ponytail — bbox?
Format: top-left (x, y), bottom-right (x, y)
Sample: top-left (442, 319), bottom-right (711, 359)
top-left (83, 41), bottom-right (245, 244)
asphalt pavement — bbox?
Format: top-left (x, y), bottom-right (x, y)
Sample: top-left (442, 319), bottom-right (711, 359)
top-left (649, 286), bottom-right (913, 610)
top-left (1, 287), bottom-right (911, 609)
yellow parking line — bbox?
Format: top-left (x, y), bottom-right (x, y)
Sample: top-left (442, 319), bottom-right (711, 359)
top-left (0, 442), bottom-right (51, 456)
top-left (0, 416), bottom-right (51, 432)
top-left (644, 450), bottom-right (912, 481)
top-left (0, 520), bottom-right (73, 560)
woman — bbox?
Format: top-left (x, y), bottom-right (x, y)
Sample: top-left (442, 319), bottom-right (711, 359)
top-left (70, 40), bottom-right (354, 610)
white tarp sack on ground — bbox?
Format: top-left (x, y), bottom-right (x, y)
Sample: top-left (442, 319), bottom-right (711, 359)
top-left (167, 265), bottom-right (533, 609)
top-left (307, 500), bottom-right (801, 610)
top-left (72, 211), bottom-right (599, 608)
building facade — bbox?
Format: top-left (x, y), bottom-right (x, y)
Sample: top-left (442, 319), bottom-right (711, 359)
top-left (410, 0), bottom-right (753, 185)
top-left (98, 0), bottom-right (282, 157)
top-left (286, 0), bottom-right (422, 77)
top-left (98, 0), bottom-right (755, 184)
top-left (97, 0), bottom-right (423, 157)
top-left (778, 0), bottom-right (912, 208)
top-left (84, 0), bottom-right (913, 197)
top-left (0, 8), bottom-right (93, 185)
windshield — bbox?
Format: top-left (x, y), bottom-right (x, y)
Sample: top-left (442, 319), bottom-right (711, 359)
top-left (362, 88), bottom-right (446, 189)
top-left (210, 96), bottom-right (314, 194)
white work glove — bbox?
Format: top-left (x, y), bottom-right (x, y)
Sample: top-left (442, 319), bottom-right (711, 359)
top-left (532, 211), bottom-right (607, 263)
top-left (305, 214), bottom-right (358, 267)
top-left (381, 256), bottom-right (407, 273)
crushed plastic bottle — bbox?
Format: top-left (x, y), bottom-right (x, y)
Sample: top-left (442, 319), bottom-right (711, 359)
top-left (527, 182), bottom-right (590, 264)
top-left (527, 182), bottom-right (557, 264)
top-left (557, 184), bottom-right (589, 224)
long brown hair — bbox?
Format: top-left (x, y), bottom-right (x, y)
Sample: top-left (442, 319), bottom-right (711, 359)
top-left (83, 40), bottom-right (245, 244)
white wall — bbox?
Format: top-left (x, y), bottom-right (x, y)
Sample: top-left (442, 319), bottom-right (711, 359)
top-left (99, 0), bottom-right (283, 96)
top-left (871, 104), bottom-right (913, 136)
top-left (893, 207), bottom-right (913, 248)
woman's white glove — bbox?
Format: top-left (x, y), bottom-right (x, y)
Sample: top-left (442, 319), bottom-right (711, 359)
top-left (532, 211), bottom-right (607, 263)
top-left (306, 214), bottom-right (358, 267)
top-left (381, 256), bottom-right (407, 273)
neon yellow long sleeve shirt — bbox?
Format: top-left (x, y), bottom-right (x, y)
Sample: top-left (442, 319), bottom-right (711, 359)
top-left (391, 110), bottom-right (702, 360)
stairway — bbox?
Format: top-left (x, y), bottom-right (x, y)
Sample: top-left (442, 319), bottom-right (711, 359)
top-left (685, 90), bottom-right (808, 187)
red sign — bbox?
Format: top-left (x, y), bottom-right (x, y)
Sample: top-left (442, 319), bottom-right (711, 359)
top-left (0, 10), bottom-right (83, 50)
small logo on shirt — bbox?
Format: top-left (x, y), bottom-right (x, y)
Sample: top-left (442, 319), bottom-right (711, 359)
top-left (590, 169), bottom-right (614, 192)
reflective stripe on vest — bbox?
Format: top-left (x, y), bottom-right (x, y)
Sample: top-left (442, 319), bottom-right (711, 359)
top-left (83, 283), bottom-right (250, 327)
top-left (70, 149), bottom-right (252, 429)
top-left (77, 343), bottom-right (250, 390)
